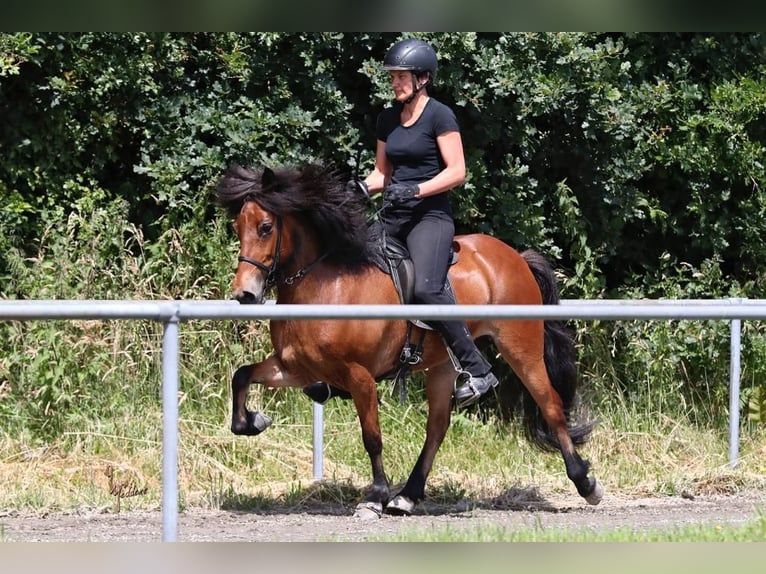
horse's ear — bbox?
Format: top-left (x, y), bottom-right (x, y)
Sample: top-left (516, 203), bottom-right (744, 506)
top-left (261, 167), bottom-right (276, 189)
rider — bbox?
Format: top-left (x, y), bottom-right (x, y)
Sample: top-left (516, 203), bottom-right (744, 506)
top-left (304, 38), bottom-right (498, 408)
top-left (353, 37), bottom-right (498, 408)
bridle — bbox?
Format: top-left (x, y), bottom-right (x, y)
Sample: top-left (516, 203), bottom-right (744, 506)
top-left (237, 215), bottom-right (329, 287)
top-left (237, 216), bottom-right (283, 288)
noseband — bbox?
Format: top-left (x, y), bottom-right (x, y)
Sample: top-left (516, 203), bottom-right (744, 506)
top-left (238, 216), bottom-right (283, 288)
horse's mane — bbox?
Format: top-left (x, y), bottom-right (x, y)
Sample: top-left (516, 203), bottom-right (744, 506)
top-left (215, 163), bottom-right (373, 269)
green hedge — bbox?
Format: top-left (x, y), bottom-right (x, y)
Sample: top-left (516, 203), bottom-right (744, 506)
top-left (2, 32), bottom-right (766, 436)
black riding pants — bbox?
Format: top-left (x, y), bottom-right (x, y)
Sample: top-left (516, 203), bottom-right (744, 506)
top-left (382, 208), bottom-right (491, 377)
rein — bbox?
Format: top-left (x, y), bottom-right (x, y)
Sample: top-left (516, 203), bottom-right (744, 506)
top-left (237, 215), bottom-right (329, 287)
top-left (282, 251), bottom-right (331, 285)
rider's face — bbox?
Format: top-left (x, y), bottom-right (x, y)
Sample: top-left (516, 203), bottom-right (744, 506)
top-left (389, 70), bottom-right (421, 102)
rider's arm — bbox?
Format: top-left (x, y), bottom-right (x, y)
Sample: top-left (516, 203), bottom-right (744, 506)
top-left (414, 130), bottom-right (466, 198)
top-left (364, 139), bottom-right (392, 193)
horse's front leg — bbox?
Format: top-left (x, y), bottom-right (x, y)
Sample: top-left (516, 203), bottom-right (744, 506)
top-left (230, 355), bottom-right (295, 436)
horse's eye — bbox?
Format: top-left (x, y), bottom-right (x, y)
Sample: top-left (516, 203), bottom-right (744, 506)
top-left (258, 222), bottom-right (273, 237)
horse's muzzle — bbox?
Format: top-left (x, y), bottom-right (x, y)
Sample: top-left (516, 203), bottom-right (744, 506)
top-left (232, 290), bottom-right (262, 305)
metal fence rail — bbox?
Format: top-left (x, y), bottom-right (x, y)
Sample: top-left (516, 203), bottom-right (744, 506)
top-left (1, 298), bottom-right (764, 541)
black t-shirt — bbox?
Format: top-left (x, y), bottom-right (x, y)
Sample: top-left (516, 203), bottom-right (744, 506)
top-left (376, 98), bottom-right (459, 215)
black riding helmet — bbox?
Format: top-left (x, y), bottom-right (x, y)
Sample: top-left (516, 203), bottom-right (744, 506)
top-left (382, 39), bottom-right (438, 102)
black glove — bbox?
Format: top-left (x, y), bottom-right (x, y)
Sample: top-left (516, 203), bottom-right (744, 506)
top-left (345, 179), bottom-right (369, 197)
top-left (385, 183), bottom-right (420, 204)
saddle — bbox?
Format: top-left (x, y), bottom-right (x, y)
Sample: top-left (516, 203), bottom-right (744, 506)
top-left (370, 227), bottom-right (459, 330)
top-left (383, 236), bottom-right (458, 329)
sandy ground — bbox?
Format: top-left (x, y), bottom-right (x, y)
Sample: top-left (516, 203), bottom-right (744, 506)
top-left (2, 489), bottom-right (765, 542)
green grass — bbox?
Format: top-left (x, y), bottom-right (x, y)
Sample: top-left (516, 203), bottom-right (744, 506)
top-left (2, 316), bottom-right (766, 515)
top-left (2, 211), bottom-right (766, 527)
top-left (1, 380), bottom-right (765, 515)
top-left (362, 511), bottom-right (766, 541)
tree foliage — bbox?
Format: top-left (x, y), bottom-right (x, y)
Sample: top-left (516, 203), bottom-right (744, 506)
top-left (2, 32), bottom-right (764, 298)
top-left (2, 33), bottom-right (766, 431)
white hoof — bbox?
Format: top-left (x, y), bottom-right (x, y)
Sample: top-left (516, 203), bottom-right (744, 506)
top-left (585, 479), bottom-right (604, 505)
top-left (385, 494), bottom-right (416, 516)
top-left (353, 501), bottom-right (383, 520)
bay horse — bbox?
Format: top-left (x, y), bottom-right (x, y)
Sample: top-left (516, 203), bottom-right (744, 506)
top-left (215, 163), bottom-right (603, 518)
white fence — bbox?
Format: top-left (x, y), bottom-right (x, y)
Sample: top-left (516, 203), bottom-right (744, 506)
top-left (2, 297), bottom-right (765, 541)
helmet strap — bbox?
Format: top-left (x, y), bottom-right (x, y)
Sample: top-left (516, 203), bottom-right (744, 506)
top-left (404, 73), bottom-right (431, 104)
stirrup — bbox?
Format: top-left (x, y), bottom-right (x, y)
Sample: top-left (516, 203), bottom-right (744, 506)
top-left (454, 372), bottom-right (499, 408)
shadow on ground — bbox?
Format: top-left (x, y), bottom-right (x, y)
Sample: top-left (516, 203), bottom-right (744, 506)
top-left (216, 479), bottom-right (562, 516)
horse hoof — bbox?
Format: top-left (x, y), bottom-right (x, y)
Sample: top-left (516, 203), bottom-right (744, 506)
top-left (248, 411), bottom-right (273, 435)
top-left (353, 501), bottom-right (383, 520)
top-left (585, 478), bottom-right (604, 505)
top-left (385, 495), bottom-right (415, 516)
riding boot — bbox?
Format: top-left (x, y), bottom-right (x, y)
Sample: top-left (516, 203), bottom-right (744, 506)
top-left (430, 320), bottom-right (499, 408)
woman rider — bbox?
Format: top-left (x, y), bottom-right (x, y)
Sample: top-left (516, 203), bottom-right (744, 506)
top-left (305, 38), bottom-right (498, 408)
top-left (358, 38), bottom-right (498, 408)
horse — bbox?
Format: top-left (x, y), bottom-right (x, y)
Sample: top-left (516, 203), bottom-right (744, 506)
top-left (215, 163), bottom-right (603, 518)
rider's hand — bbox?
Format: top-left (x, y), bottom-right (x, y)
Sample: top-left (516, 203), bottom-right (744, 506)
top-left (384, 183), bottom-right (420, 204)
top-left (345, 180), bottom-right (369, 197)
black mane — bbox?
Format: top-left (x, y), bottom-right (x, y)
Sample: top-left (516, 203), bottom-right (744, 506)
top-left (215, 163), bottom-right (374, 269)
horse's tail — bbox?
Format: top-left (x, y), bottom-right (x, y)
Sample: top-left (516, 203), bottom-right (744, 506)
top-left (520, 250), bottom-right (593, 452)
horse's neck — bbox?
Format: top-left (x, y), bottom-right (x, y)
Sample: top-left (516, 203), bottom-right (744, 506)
top-left (275, 242), bottom-right (327, 304)
top-left (280, 233), bottom-right (321, 285)
top-left (276, 263), bottom-right (396, 305)
top-left (274, 270), bottom-right (323, 305)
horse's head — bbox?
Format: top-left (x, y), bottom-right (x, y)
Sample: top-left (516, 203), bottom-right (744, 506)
top-left (215, 165), bottom-right (286, 304)
top-left (231, 197), bottom-right (282, 304)
top-left (217, 162), bottom-right (372, 304)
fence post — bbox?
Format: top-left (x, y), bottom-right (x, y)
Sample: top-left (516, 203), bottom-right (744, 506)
top-left (312, 402), bottom-right (324, 480)
top-left (161, 307), bottom-right (180, 541)
top-left (729, 300), bottom-right (742, 468)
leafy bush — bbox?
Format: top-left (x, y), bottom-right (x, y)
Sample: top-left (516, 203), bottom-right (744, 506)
top-left (2, 32), bottom-right (765, 445)
top-left (579, 253), bottom-right (766, 428)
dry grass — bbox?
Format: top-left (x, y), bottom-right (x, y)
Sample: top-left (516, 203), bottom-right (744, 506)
top-left (2, 410), bottom-right (765, 516)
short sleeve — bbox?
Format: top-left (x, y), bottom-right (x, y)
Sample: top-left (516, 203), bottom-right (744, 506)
top-left (376, 106), bottom-right (401, 142)
top-left (432, 102), bottom-right (460, 136)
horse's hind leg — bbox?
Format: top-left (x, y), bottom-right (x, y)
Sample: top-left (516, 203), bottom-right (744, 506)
top-left (346, 364), bottom-right (391, 519)
top-left (386, 362), bottom-right (455, 516)
top-left (493, 320), bottom-right (603, 505)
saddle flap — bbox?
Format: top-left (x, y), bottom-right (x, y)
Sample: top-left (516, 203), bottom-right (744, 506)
top-left (383, 236), bottom-right (457, 312)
